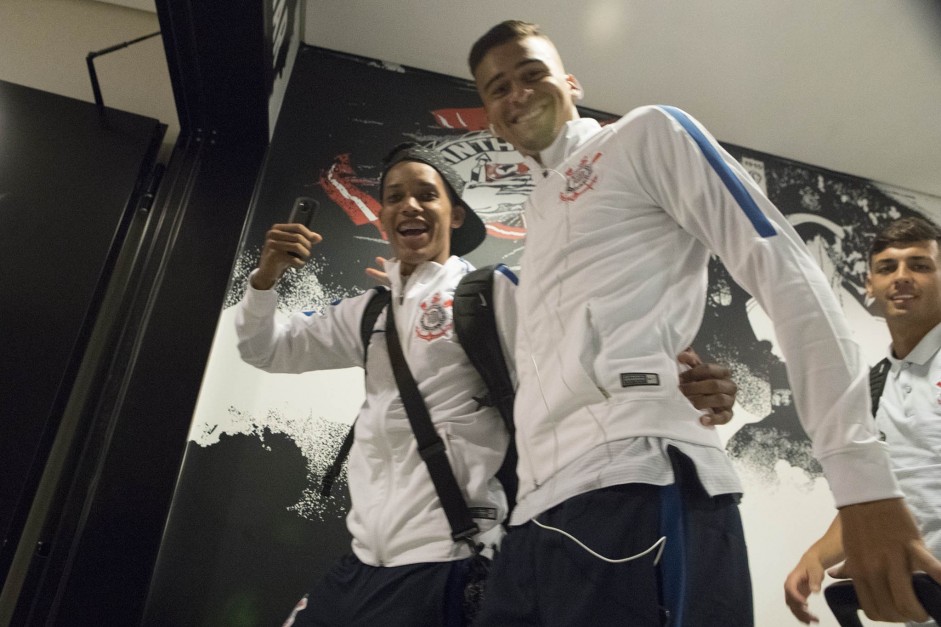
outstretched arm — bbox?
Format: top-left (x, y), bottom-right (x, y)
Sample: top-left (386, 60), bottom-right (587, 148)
top-left (835, 498), bottom-right (941, 623)
top-left (784, 514), bottom-right (844, 624)
top-left (235, 222), bottom-right (366, 373)
top-left (677, 347), bottom-right (737, 426)
top-left (641, 105), bottom-right (929, 624)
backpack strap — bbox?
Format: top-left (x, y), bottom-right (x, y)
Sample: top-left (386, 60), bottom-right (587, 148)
top-left (869, 357), bottom-right (891, 418)
top-left (453, 265), bottom-right (515, 433)
top-left (453, 264), bottom-right (518, 511)
top-left (360, 288), bottom-right (392, 365)
top-left (320, 287), bottom-right (390, 497)
top-left (384, 302), bottom-right (481, 548)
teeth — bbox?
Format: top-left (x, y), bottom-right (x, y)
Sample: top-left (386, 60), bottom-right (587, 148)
top-left (398, 224), bottom-right (428, 236)
top-left (513, 105), bottom-right (544, 124)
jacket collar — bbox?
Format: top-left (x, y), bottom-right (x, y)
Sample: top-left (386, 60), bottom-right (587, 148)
top-left (523, 117), bottom-right (603, 171)
top-left (384, 255), bottom-right (467, 299)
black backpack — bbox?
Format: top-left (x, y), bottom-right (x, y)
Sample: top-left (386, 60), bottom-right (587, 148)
top-left (869, 357), bottom-right (890, 418)
top-left (320, 264), bottom-right (518, 512)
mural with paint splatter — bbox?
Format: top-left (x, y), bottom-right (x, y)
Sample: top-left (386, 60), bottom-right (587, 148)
top-left (148, 44), bottom-right (941, 626)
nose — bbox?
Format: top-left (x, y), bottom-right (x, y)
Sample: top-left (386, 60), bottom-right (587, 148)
top-left (893, 264), bottom-right (914, 284)
top-left (509, 83), bottom-right (533, 105)
top-left (400, 194), bottom-right (422, 215)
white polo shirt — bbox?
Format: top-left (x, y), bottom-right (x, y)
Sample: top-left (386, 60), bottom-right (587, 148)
top-left (878, 321), bottom-right (941, 566)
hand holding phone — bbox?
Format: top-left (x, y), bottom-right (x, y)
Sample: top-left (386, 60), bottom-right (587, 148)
top-left (252, 198), bottom-right (322, 289)
top-left (825, 573), bottom-right (941, 626)
top-left (287, 197), bottom-right (319, 260)
top-left (288, 196), bottom-right (319, 229)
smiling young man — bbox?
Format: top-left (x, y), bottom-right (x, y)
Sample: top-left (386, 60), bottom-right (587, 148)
top-left (785, 217), bottom-right (941, 625)
top-left (468, 20), bottom-right (941, 626)
top-left (237, 144), bottom-right (515, 626)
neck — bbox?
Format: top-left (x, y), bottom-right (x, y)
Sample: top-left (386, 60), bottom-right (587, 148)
top-left (888, 318), bottom-right (939, 359)
top-left (517, 146), bottom-right (543, 166)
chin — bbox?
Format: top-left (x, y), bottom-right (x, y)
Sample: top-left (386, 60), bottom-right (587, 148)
top-left (516, 136), bottom-right (555, 156)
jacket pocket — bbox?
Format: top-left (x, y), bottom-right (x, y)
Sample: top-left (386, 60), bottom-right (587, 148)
top-left (536, 303), bottom-right (609, 417)
top-left (585, 298), bottom-right (675, 401)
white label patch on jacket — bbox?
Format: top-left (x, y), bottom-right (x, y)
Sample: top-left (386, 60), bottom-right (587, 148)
top-left (620, 373), bottom-right (660, 388)
top-left (415, 292), bottom-right (454, 341)
top-left (468, 507), bottom-right (497, 520)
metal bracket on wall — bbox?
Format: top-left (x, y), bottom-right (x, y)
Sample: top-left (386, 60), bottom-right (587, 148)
top-left (86, 31), bottom-right (161, 121)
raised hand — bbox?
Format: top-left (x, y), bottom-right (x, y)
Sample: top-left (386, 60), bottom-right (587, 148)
top-left (251, 223), bottom-right (322, 290)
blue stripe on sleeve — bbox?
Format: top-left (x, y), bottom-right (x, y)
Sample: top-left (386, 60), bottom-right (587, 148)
top-left (494, 263), bottom-right (519, 285)
top-left (659, 105), bottom-right (777, 238)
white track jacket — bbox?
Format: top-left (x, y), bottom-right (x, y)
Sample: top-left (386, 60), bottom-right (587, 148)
top-left (512, 106), bottom-right (901, 509)
top-left (235, 256), bottom-right (516, 566)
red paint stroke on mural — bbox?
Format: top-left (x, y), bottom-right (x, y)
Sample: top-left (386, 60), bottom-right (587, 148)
top-left (319, 154), bottom-right (387, 240)
top-left (431, 107), bottom-right (489, 131)
top-left (486, 223), bottom-right (526, 239)
top-left (484, 161), bottom-right (530, 181)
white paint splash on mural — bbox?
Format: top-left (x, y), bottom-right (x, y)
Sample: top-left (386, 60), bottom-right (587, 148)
top-left (191, 249), bottom-right (367, 520)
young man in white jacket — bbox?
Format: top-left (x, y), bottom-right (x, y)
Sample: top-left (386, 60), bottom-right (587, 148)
top-left (469, 19), bottom-right (941, 626)
top-left (785, 216), bottom-right (941, 626)
top-left (234, 143), bottom-right (736, 625)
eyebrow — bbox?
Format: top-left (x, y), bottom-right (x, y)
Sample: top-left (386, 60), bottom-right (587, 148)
top-left (874, 254), bottom-right (935, 266)
top-left (481, 59), bottom-right (545, 93)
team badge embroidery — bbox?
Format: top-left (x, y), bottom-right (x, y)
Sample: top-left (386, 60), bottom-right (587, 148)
top-left (560, 152), bottom-right (603, 202)
top-left (416, 292), bottom-right (453, 341)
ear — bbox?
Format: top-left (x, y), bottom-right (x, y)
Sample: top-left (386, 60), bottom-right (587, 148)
top-left (451, 202), bottom-right (466, 229)
top-left (864, 273), bottom-right (874, 298)
top-left (567, 74), bottom-right (584, 102)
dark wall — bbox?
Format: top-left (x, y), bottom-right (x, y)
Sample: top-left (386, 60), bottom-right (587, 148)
top-left (1, 0), bottom-right (279, 624)
top-left (0, 79), bottom-right (164, 583)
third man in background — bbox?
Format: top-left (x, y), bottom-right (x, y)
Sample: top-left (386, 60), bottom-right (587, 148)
top-left (785, 216), bottom-right (941, 625)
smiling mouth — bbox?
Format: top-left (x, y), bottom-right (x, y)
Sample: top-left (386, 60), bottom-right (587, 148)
top-left (397, 223), bottom-right (429, 240)
top-left (512, 104), bottom-right (546, 125)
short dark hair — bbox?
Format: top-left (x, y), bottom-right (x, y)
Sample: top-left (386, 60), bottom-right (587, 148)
top-left (468, 20), bottom-right (548, 76)
top-left (869, 216), bottom-right (941, 263)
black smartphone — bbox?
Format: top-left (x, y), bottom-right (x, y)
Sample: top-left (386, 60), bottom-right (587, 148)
top-left (288, 196), bottom-right (319, 229)
top-left (825, 574), bottom-right (941, 626)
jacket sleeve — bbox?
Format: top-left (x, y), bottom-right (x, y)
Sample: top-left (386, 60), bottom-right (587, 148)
top-left (627, 105), bottom-right (901, 507)
top-left (234, 269), bottom-right (372, 373)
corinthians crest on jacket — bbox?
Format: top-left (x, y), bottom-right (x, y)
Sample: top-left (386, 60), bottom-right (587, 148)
top-left (416, 292), bottom-right (453, 341)
top-left (560, 152), bottom-right (603, 202)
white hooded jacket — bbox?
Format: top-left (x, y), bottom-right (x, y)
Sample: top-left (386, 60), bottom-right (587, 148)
top-left (512, 106), bottom-right (900, 509)
top-left (235, 256), bottom-right (517, 566)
